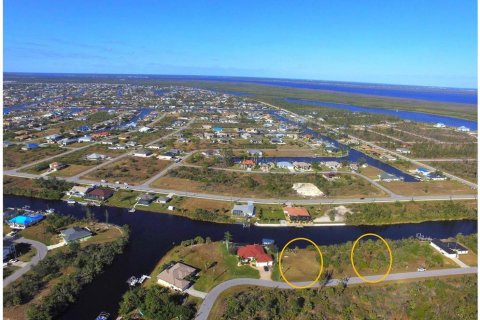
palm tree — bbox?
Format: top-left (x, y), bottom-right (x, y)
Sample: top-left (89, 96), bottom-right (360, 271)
top-left (224, 231), bottom-right (232, 251)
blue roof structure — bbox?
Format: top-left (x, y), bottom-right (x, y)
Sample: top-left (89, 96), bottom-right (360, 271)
top-left (9, 214), bottom-right (44, 226)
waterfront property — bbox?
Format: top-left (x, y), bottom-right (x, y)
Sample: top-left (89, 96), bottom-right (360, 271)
top-left (85, 187), bottom-right (115, 201)
top-left (430, 239), bottom-right (469, 258)
top-left (237, 244), bottom-right (273, 267)
top-left (8, 214), bottom-right (44, 229)
top-left (157, 262), bottom-right (197, 291)
top-left (283, 206), bottom-right (311, 222)
top-left (60, 227), bottom-right (93, 243)
top-left (231, 202), bottom-right (255, 217)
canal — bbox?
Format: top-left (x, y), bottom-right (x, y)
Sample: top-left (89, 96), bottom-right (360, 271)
top-left (4, 195), bottom-right (476, 319)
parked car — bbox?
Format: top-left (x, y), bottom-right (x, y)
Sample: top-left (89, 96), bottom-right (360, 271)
top-left (417, 267), bottom-right (426, 272)
top-left (263, 266), bottom-right (269, 272)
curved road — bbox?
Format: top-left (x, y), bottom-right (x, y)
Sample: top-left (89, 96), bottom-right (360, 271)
top-left (3, 237), bottom-right (48, 288)
top-left (195, 267), bottom-right (478, 320)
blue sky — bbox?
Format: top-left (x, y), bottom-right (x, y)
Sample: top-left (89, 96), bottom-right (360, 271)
top-left (4, 1), bottom-right (478, 88)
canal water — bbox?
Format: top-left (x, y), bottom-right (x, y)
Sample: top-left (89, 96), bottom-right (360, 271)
top-left (4, 195), bottom-right (476, 319)
top-left (286, 98), bottom-right (478, 130)
top-left (269, 110), bottom-right (419, 182)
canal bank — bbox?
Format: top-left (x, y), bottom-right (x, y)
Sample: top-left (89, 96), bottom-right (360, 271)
top-left (3, 195), bottom-right (477, 320)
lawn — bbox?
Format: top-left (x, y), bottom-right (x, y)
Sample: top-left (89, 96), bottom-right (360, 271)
top-left (256, 204), bottom-right (285, 222)
top-left (424, 160), bottom-right (477, 183)
top-left (82, 156), bottom-right (172, 185)
top-left (147, 242), bottom-right (259, 292)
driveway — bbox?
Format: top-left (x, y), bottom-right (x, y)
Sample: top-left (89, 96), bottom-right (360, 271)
top-left (4, 237), bottom-right (48, 288)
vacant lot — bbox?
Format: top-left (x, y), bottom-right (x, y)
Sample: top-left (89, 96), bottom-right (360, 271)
top-left (147, 242), bottom-right (259, 292)
top-left (4, 145), bottom-right (65, 169)
top-left (381, 180), bottom-right (476, 196)
top-left (273, 237), bottom-right (458, 282)
top-left (83, 157), bottom-right (172, 185)
top-left (152, 167), bottom-right (385, 198)
top-left (23, 144), bottom-right (126, 175)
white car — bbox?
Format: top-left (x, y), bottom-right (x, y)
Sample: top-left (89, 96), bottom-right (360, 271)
top-left (417, 267), bottom-right (426, 272)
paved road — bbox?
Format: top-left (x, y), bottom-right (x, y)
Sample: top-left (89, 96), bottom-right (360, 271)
top-left (4, 237), bottom-right (48, 288)
top-left (195, 267), bottom-right (478, 320)
top-left (415, 158), bottom-right (477, 162)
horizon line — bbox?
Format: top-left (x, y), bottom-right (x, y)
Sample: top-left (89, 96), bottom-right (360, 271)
top-left (3, 71), bottom-right (478, 91)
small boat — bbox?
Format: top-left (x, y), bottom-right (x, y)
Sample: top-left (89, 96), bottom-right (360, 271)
top-left (128, 208), bottom-right (136, 213)
top-left (127, 276), bottom-right (138, 286)
top-left (95, 312), bottom-right (110, 320)
top-left (45, 208), bottom-right (55, 215)
top-left (262, 238), bottom-right (275, 246)
top-left (137, 275), bottom-right (151, 284)
top-left (67, 200), bottom-right (76, 205)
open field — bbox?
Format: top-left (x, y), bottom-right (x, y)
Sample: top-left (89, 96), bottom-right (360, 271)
top-left (380, 180), bottom-right (476, 196)
top-left (208, 275), bottom-right (477, 320)
top-left (147, 242), bottom-right (259, 292)
top-left (4, 145), bottom-right (66, 169)
top-left (82, 156), bottom-right (172, 185)
top-left (152, 167), bottom-right (385, 198)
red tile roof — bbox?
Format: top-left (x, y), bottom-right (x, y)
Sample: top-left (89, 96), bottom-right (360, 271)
top-left (242, 159), bottom-right (255, 165)
top-left (284, 207), bottom-right (310, 217)
top-left (237, 244), bottom-right (272, 263)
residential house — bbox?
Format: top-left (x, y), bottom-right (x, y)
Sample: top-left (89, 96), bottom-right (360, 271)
top-left (86, 153), bottom-right (107, 161)
top-left (157, 262), bottom-right (197, 291)
top-left (237, 244), bottom-right (273, 267)
top-left (430, 239), bottom-right (468, 258)
top-left (247, 149), bottom-right (263, 158)
top-left (137, 194), bottom-right (157, 206)
top-left (85, 187), bottom-right (114, 201)
top-left (293, 161), bottom-right (311, 171)
top-left (457, 126), bottom-right (470, 132)
top-left (49, 162), bottom-right (66, 171)
top-left (78, 135), bottom-right (93, 143)
top-left (241, 159), bottom-right (256, 169)
top-left (232, 202), bottom-right (255, 217)
top-left (396, 147), bottom-right (411, 154)
top-left (283, 206), bottom-right (311, 222)
top-left (60, 227), bottom-right (93, 244)
top-left (133, 149), bottom-right (153, 157)
top-left (68, 185), bottom-right (92, 197)
top-left (277, 161), bottom-right (294, 170)
top-left (324, 161), bottom-right (341, 170)
top-left (21, 143), bottom-right (39, 151)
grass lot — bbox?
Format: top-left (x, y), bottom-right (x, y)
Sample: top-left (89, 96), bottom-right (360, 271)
top-left (358, 165), bottom-right (385, 179)
top-left (380, 180), bottom-right (476, 196)
top-left (424, 160), bottom-right (477, 183)
top-left (272, 237), bottom-right (460, 282)
top-left (147, 242), bottom-right (259, 292)
top-left (105, 189), bottom-right (142, 207)
top-left (208, 275), bottom-right (477, 320)
top-left (152, 167), bottom-right (385, 199)
top-left (4, 145), bottom-right (65, 169)
top-left (82, 156), bottom-right (172, 185)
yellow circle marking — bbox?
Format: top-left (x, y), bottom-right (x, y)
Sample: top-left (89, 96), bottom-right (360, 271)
top-left (278, 237), bottom-right (323, 289)
top-left (350, 233), bottom-right (393, 284)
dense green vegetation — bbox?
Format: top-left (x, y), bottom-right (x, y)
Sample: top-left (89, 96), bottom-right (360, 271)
top-left (168, 167), bottom-right (379, 197)
top-left (455, 233), bottom-right (477, 254)
top-left (214, 275), bottom-right (477, 320)
top-left (345, 200), bottom-right (477, 225)
top-left (4, 176), bottom-right (74, 200)
top-left (4, 226), bottom-right (129, 320)
top-left (410, 142), bottom-right (477, 159)
top-left (118, 286), bottom-right (196, 319)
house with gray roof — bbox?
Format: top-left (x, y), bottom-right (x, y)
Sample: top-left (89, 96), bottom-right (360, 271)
top-left (60, 227), bottom-right (93, 243)
top-left (232, 202), bottom-right (255, 217)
